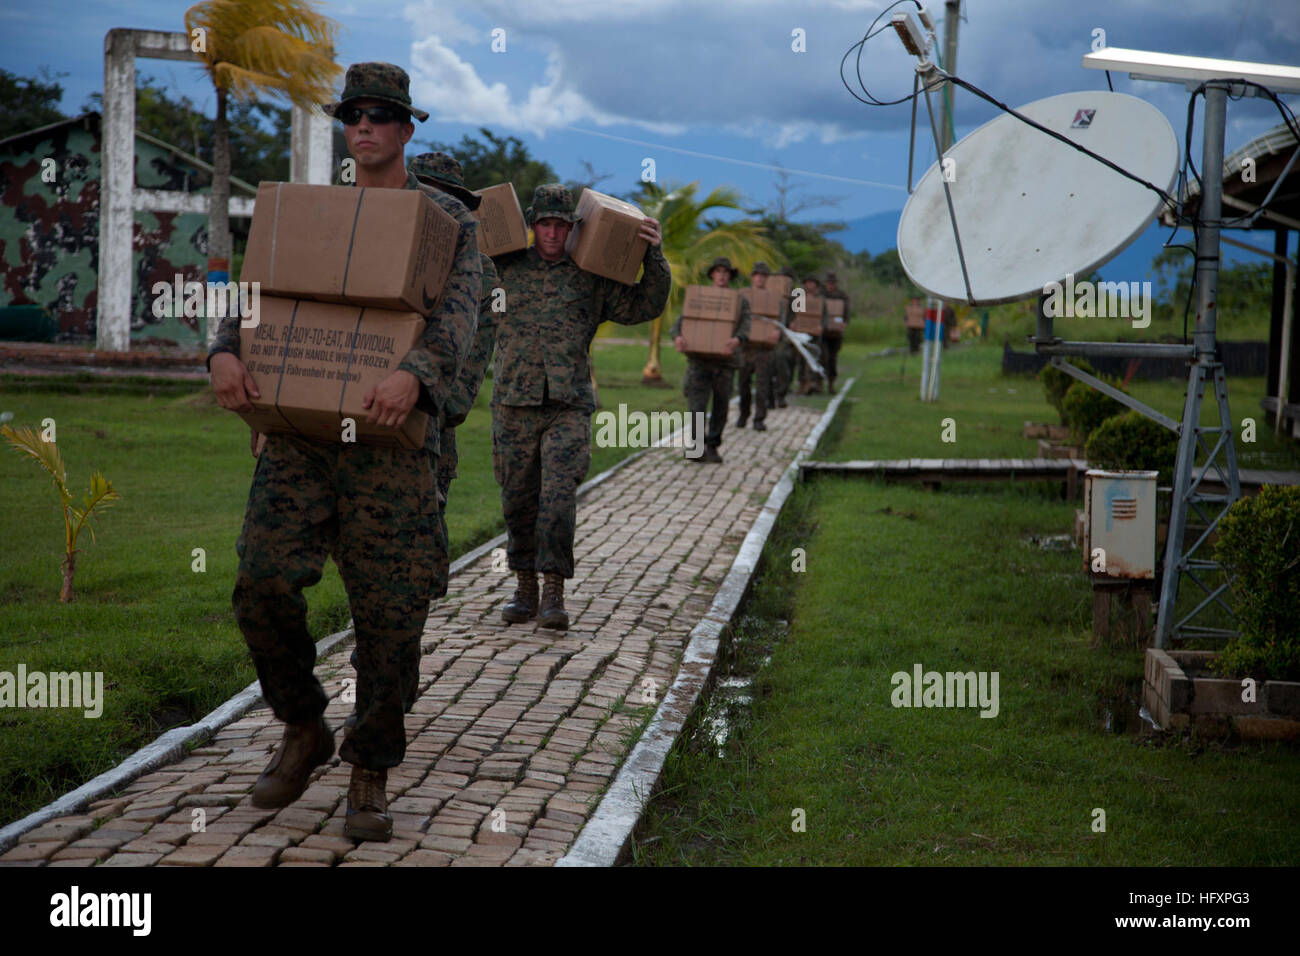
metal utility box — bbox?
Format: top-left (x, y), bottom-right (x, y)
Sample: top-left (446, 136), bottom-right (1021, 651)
top-left (1085, 470), bottom-right (1158, 579)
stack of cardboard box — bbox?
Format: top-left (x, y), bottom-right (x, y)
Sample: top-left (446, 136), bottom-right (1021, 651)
top-left (789, 293), bottom-right (825, 336)
top-left (679, 285), bottom-right (742, 358)
top-left (236, 182), bottom-right (461, 449)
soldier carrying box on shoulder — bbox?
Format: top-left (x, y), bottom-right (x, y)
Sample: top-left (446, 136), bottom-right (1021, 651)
top-left (492, 184), bottom-right (670, 631)
top-left (207, 63), bottom-right (481, 844)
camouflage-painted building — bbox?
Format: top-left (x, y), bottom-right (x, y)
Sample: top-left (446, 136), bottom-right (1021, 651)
top-left (0, 112), bottom-right (257, 345)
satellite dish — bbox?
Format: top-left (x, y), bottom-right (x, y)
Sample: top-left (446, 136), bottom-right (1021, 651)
top-left (897, 91), bottom-right (1179, 304)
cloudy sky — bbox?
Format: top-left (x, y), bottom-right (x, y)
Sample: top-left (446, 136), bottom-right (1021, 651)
top-left (3, 0), bottom-right (1298, 228)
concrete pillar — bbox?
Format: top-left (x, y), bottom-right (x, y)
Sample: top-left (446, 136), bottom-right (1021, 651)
top-left (96, 29), bottom-right (136, 352)
top-left (290, 104), bottom-right (333, 185)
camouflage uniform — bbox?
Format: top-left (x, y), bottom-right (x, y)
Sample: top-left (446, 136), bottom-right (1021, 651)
top-left (772, 270), bottom-right (797, 404)
top-left (493, 184), bottom-right (670, 578)
top-left (822, 273), bottom-right (850, 390)
top-left (737, 262), bottom-right (776, 428)
top-left (795, 279), bottom-right (825, 394)
top-left (670, 257), bottom-right (751, 451)
top-left (209, 116), bottom-right (481, 768)
top-left (409, 152), bottom-right (502, 602)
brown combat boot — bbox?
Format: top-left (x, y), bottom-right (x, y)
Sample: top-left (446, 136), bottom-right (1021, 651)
top-left (502, 569), bottom-right (539, 624)
top-left (251, 716), bottom-right (334, 809)
top-left (539, 573), bottom-right (569, 630)
top-left (344, 766), bottom-right (392, 842)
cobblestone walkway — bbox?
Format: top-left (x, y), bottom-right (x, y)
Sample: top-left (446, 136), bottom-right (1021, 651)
top-left (2, 403), bottom-right (823, 868)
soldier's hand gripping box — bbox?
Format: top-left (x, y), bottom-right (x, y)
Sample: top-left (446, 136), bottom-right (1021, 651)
top-left (741, 288), bottom-right (782, 349)
top-left (471, 183), bottom-right (529, 257)
top-left (680, 285), bottom-right (742, 358)
top-left (241, 182), bottom-right (459, 313)
top-left (789, 293), bottom-right (825, 335)
top-left (823, 297), bottom-right (846, 338)
top-left (565, 189), bottom-right (648, 285)
top-left (237, 296), bottom-right (429, 449)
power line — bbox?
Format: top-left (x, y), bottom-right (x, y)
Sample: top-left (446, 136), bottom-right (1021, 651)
top-left (560, 125), bottom-right (907, 192)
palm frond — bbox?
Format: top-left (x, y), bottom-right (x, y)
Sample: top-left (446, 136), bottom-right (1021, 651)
top-left (1, 424), bottom-right (71, 508)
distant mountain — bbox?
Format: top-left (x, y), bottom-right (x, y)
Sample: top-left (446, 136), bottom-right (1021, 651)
top-left (829, 211), bottom-right (1256, 284)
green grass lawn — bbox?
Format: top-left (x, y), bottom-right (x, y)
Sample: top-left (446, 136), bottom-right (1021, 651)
top-left (0, 337), bottom-right (688, 826)
top-left (631, 340), bottom-right (1300, 866)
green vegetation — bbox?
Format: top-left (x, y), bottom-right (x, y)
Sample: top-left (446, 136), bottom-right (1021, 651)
top-left (1061, 378), bottom-right (1127, 446)
top-left (1213, 485), bottom-right (1300, 681)
top-left (2, 423), bottom-right (121, 603)
top-left (1085, 412), bottom-right (1179, 483)
top-left (631, 342), bottom-right (1300, 866)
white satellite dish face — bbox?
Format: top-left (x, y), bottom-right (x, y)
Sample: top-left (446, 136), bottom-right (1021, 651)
top-left (897, 91), bottom-right (1180, 305)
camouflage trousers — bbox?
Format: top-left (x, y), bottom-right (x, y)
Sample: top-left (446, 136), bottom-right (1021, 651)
top-left (737, 346), bottom-right (775, 424)
top-left (822, 334), bottom-right (843, 382)
top-left (233, 434), bottom-right (437, 770)
top-left (430, 425), bottom-right (457, 601)
top-left (684, 358), bottom-right (735, 448)
top-left (492, 403), bottom-right (591, 578)
top-left (773, 342), bottom-right (795, 399)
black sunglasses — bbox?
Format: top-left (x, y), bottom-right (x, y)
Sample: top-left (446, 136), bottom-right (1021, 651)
top-left (338, 105), bottom-right (407, 126)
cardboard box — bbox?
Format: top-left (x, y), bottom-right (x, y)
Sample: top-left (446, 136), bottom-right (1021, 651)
top-left (823, 298), bottom-right (846, 338)
top-left (679, 285), bottom-right (742, 358)
top-left (749, 316), bottom-right (781, 349)
top-left (767, 274), bottom-right (794, 299)
top-left (241, 182), bottom-right (459, 313)
top-left (565, 189), bottom-right (647, 285)
top-left (741, 287), bottom-right (783, 318)
top-left (471, 183), bottom-right (528, 257)
top-left (237, 296), bottom-right (429, 449)
top-left (789, 294), bottom-right (825, 335)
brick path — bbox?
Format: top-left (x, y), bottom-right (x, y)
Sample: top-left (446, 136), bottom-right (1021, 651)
top-left (2, 402), bottom-right (823, 868)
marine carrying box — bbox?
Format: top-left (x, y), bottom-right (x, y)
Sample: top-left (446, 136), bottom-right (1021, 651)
top-left (472, 183), bottom-right (529, 257)
top-left (565, 189), bottom-right (648, 285)
top-left (824, 297), bottom-right (846, 338)
top-left (237, 296), bottom-right (429, 449)
top-left (789, 293), bottom-right (825, 335)
top-left (680, 285), bottom-right (742, 358)
top-left (241, 182), bottom-right (459, 313)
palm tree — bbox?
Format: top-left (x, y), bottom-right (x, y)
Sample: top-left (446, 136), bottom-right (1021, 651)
top-left (636, 181), bottom-right (780, 384)
top-left (184, 0), bottom-right (341, 341)
top-left (2, 425), bottom-right (121, 603)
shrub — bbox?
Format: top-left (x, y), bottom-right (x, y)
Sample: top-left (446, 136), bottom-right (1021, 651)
top-left (1084, 411), bottom-right (1179, 482)
top-left (1061, 379), bottom-right (1125, 446)
top-left (1039, 359), bottom-right (1095, 422)
top-left (1211, 485), bottom-right (1300, 681)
